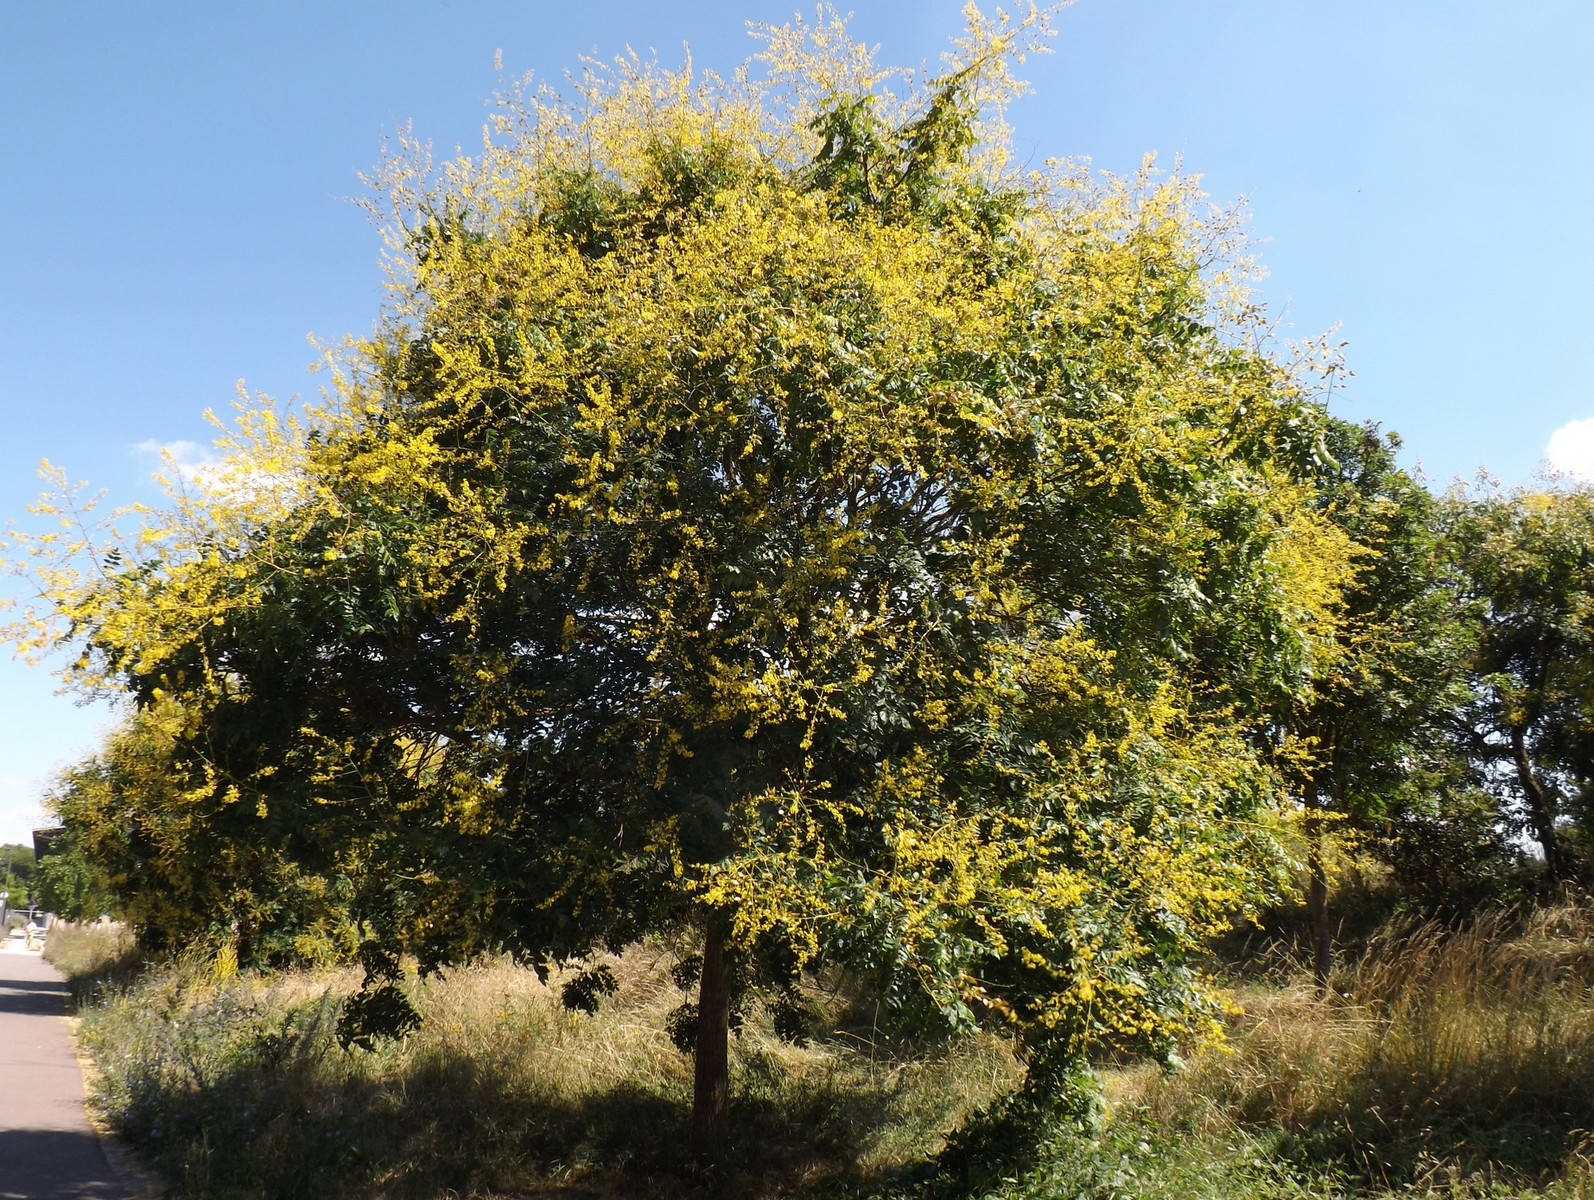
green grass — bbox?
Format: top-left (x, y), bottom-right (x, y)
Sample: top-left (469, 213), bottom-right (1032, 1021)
top-left (972, 1126), bottom-right (1594, 1200)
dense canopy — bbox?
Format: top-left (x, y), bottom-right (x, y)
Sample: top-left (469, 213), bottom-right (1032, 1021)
top-left (7, 7), bottom-right (1413, 1156)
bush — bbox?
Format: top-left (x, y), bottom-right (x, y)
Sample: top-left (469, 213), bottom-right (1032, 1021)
top-left (33, 827), bottom-right (118, 921)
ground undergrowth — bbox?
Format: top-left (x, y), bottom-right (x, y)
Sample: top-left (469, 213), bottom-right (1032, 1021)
top-left (50, 929), bottom-right (1018, 1198)
top-left (47, 902), bottom-right (1594, 1200)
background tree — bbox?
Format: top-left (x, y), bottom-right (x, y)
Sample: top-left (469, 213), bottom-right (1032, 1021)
top-left (1272, 419), bottom-right (1471, 986)
top-left (7, 8), bottom-right (1357, 1166)
top-left (1442, 485), bottom-right (1594, 882)
top-left (31, 829), bottom-right (116, 922)
top-left (38, 702), bottom-right (355, 959)
top-left (0, 842), bottom-right (34, 909)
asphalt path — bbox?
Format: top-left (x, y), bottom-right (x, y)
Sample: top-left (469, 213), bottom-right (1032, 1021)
top-left (0, 948), bottom-right (124, 1199)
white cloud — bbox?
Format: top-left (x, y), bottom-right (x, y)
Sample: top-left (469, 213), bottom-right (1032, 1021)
top-left (1546, 419), bottom-right (1594, 482)
top-left (135, 438), bottom-right (221, 488)
top-left (135, 438), bottom-right (304, 510)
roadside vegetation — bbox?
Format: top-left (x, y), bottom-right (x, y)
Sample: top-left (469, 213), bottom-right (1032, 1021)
top-left (52, 927), bottom-right (1019, 1198)
top-left (46, 898), bottom-right (1594, 1199)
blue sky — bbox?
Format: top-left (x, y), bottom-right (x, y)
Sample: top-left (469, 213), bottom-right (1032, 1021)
top-left (1, 0), bottom-right (1591, 841)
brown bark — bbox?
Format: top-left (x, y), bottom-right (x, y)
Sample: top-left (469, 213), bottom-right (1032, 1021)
top-left (691, 913), bottom-right (731, 1169)
top-left (1511, 726), bottom-right (1563, 880)
top-left (1304, 782), bottom-right (1332, 994)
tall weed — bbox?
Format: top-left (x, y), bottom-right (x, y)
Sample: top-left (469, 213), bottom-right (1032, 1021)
top-left (65, 905), bottom-right (1594, 1197)
top-left (1133, 904), bottom-right (1594, 1188)
top-left (45, 921), bottom-right (140, 990)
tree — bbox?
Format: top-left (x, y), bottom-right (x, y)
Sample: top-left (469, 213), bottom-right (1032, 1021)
top-left (32, 830), bottom-right (116, 922)
top-left (36, 703), bottom-right (354, 958)
top-left (1272, 419), bottom-right (1471, 987)
top-left (0, 842), bottom-right (34, 909)
top-left (8, 8), bottom-right (1357, 1166)
top-left (1442, 485), bottom-right (1594, 882)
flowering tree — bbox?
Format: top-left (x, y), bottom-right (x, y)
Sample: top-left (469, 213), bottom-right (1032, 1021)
top-left (8, 7), bottom-right (1355, 1163)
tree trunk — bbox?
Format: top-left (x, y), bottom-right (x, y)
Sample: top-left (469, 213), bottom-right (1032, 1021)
top-left (691, 913), bottom-right (731, 1170)
top-left (1511, 726), bottom-right (1564, 881)
top-left (1304, 782), bottom-right (1332, 995)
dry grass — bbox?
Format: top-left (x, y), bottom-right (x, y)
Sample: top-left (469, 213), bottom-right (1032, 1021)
top-left (65, 906), bottom-right (1594, 1198)
top-left (68, 942), bottom-right (1022, 1199)
top-left (1124, 903), bottom-right (1594, 1190)
top-left (44, 920), bottom-right (138, 979)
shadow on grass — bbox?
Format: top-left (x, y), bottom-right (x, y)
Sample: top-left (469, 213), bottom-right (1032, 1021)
top-left (99, 1025), bottom-right (936, 1199)
top-left (69, 944), bottom-right (1014, 1198)
top-left (1265, 1074), bottom-right (1594, 1191)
